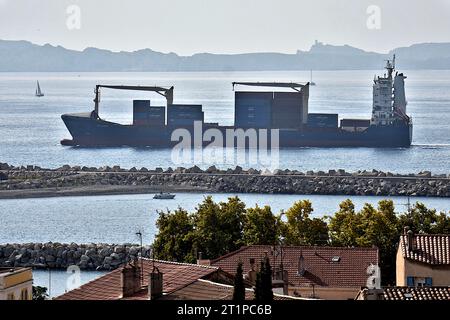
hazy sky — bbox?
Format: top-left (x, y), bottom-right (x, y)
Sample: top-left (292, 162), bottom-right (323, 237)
top-left (1, 0), bottom-right (450, 55)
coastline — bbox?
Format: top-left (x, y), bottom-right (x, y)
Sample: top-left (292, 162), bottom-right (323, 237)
top-left (0, 185), bottom-right (210, 200)
top-left (1, 163), bottom-right (449, 199)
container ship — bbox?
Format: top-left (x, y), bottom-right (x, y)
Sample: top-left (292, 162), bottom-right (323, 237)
top-left (61, 56), bottom-right (412, 148)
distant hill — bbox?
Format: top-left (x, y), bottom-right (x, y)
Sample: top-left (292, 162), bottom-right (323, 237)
top-left (0, 39), bottom-right (449, 71)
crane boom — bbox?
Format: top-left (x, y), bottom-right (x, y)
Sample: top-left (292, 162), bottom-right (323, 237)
top-left (232, 82), bottom-right (307, 92)
top-left (93, 85), bottom-right (174, 115)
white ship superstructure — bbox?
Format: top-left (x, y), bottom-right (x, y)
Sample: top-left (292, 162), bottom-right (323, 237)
top-left (371, 55), bottom-right (409, 126)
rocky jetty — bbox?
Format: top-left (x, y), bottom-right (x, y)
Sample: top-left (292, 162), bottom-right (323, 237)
top-left (0, 163), bottom-right (449, 197)
top-left (0, 242), bottom-right (151, 270)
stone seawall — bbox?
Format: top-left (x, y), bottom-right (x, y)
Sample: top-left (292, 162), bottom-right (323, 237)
top-left (0, 243), bottom-right (151, 270)
top-left (0, 163), bottom-right (449, 197)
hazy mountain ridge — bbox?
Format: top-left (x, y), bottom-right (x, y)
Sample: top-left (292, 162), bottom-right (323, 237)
top-left (1, 39), bottom-right (450, 71)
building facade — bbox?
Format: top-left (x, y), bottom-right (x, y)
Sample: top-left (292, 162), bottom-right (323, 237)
top-left (0, 267), bottom-right (33, 300)
top-left (396, 230), bottom-right (450, 287)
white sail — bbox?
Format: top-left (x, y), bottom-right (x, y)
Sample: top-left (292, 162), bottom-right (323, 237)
top-left (310, 70), bottom-right (316, 86)
top-left (36, 81), bottom-right (44, 97)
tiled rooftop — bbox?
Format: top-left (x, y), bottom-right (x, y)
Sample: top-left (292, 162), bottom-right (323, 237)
top-left (400, 234), bottom-right (450, 265)
top-left (161, 279), bottom-right (309, 300)
top-left (383, 287), bottom-right (450, 301)
top-left (56, 259), bottom-right (222, 300)
top-left (211, 245), bottom-right (379, 288)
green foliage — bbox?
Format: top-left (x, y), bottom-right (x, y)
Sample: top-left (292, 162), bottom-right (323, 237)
top-left (193, 196), bottom-right (246, 259)
top-left (254, 257), bottom-right (273, 301)
top-left (151, 194), bottom-right (449, 286)
top-left (328, 199), bottom-right (449, 285)
top-left (32, 286), bottom-right (49, 300)
top-left (232, 262), bottom-right (246, 301)
top-left (398, 202), bottom-right (450, 234)
top-left (282, 200), bottom-right (329, 245)
top-left (243, 205), bottom-right (280, 245)
top-left (152, 207), bottom-right (195, 263)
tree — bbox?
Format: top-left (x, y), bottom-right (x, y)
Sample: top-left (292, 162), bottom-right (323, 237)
top-left (192, 196), bottom-right (246, 259)
top-left (254, 257), bottom-right (273, 301)
top-left (232, 262), bottom-right (246, 301)
top-left (32, 286), bottom-right (49, 300)
top-left (282, 200), bottom-right (329, 245)
top-left (152, 208), bottom-right (195, 263)
top-left (243, 205), bottom-right (280, 245)
top-left (328, 199), bottom-right (362, 247)
top-left (399, 202), bottom-right (450, 234)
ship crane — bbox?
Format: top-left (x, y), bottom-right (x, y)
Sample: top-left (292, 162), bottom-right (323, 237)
top-left (232, 82), bottom-right (307, 92)
top-left (93, 85), bottom-right (174, 116)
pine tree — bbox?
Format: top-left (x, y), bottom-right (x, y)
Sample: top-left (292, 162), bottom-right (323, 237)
top-left (232, 262), bottom-right (246, 301)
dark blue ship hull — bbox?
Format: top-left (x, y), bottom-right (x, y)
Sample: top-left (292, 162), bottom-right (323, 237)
top-left (61, 112), bottom-right (413, 148)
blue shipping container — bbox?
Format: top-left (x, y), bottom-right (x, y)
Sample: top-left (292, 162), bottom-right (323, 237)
top-left (307, 113), bottom-right (338, 128)
top-left (235, 92), bottom-right (272, 128)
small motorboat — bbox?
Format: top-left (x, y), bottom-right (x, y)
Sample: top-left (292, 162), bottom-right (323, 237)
top-left (153, 192), bottom-right (176, 200)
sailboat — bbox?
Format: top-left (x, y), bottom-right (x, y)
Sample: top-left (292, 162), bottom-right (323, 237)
top-left (35, 81), bottom-right (44, 97)
top-left (309, 70), bottom-right (316, 86)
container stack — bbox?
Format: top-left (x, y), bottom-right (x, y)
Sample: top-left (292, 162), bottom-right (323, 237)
top-left (133, 100), bottom-right (151, 126)
top-left (167, 104), bottom-right (204, 127)
top-left (133, 100), bottom-right (165, 126)
top-left (234, 92), bottom-right (272, 128)
top-left (307, 113), bottom-right (339, 128)
top-left (271, 92), bottom-right (304, 128)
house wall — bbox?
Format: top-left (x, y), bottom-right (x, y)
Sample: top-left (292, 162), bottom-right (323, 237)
top-left (0, 268), bottom-right (33, 300)
top-left (396, 246), bottom-right (450, 286)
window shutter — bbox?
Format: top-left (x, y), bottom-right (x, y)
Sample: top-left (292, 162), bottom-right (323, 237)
top-left (425, 277), bottom-right (433, 286)
top-left (407, 276), bottom-right (414, 286)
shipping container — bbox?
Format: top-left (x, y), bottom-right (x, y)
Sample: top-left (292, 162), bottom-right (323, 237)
top-left (340, 119), bottom-right (371, 132)
top-left (271, 92), bottom-right (304, 128)
top-left (307, 113), bottom-right (338, 128)
top-left (168, 104), bottom-right (203, 122)
top-left (133, 100), bottom-right (151, 126)
top-left (168, 112), bottom-right (204, 127)
top-left (235, 92), bottom-right (272, 128)
top-left (147, 107), bottom-right (165, 126)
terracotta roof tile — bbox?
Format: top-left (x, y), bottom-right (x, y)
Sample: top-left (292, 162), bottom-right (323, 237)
top-left (161, 279), bottom-right (309, 300)
top-left (400, 234), bottom-right (450, 265)
top-left (383, 287), bottom-right (450, 301)
top-left (56, 259), bottom-right (220, 300)
top-left (211, 245), bottom-right (379, 288)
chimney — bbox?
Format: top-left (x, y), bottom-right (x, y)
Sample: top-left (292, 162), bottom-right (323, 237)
top-left (407, 230), bottom-right (415, 252)
top-left (246, 258), bottom-right (257, 284)
top-left (148, 267), bottom-right (163, 300)
top-left (121, 264), bottom-right (141, 298)
top-left (196, 251), bottom-right (211, 265)
top-left (273, 268), bottom-right (289, 295)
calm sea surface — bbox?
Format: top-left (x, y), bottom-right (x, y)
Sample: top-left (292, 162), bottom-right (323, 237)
top-left (0, 193), bottom-right (448, 244)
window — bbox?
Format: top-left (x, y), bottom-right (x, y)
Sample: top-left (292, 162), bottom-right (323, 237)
top-left (331, 256), bottom-right (341, 262)
top-left (21, 288), bottom-right (29, 300)
top-left (406, 276), bottom-right (414, 286)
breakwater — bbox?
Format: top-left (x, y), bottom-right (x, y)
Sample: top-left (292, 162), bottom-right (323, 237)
top-left (0, 243), bottom-right (151, 270)
top-left (0, 163), bottom-right (449, 198)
